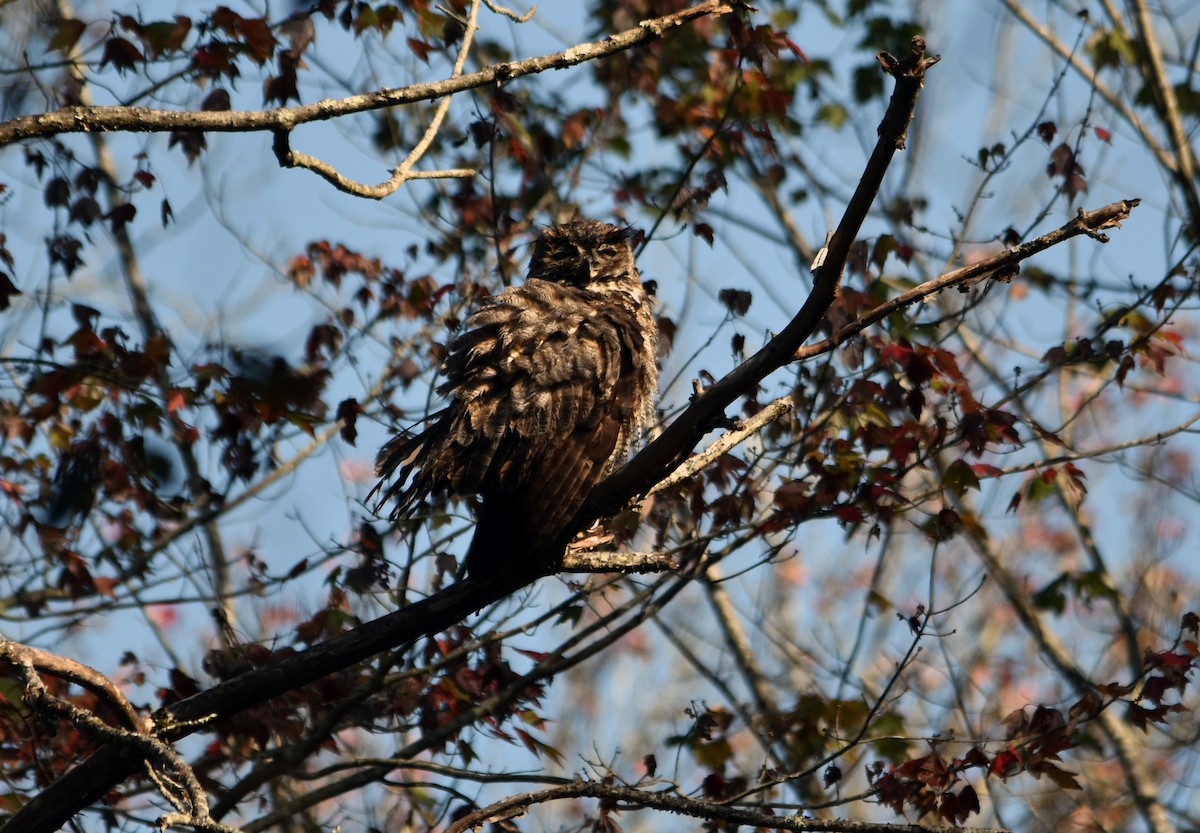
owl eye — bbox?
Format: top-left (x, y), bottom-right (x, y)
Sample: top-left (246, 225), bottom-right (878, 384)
top-left (597, 245), bottom-right (620, 258)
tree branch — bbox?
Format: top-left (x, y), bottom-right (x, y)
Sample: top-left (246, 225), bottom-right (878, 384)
top-left (795, 200), bottom-right (1141, 363)
top-left (0, 569), bottom-right (538, 833)
top-left (0, 639), bottom-right (145, 733)
top-left (1126, 0), bottom-right (1200, 236)
top-left (0, 641), bottom-right (239, 833)
top-left (560, 549), bottom-right (677, 572)
top-left (649, 395), bottom-right (794, 494)
top-left (271, 0), bottom-right (484, 197)
top-left (443, 779), bottom-right (1012, 833)
top-left (0, 1), bottom-right (739, 147)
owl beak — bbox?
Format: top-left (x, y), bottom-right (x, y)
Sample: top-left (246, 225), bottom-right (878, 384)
top-left (568, 260), bottom-right (590, 284)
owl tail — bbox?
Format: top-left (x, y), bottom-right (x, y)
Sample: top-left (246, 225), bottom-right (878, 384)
top-left (463, 491), bottom-right (569, 580)
top-left (371, 415), bottom-right (451, 519)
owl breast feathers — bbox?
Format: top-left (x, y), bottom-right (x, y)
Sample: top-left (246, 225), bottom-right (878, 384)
top-left (375, 220), bottom-right (658, 578)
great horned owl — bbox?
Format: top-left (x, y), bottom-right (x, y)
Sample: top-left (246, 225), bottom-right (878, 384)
top-left (375, 220), bottom-right (658, 578)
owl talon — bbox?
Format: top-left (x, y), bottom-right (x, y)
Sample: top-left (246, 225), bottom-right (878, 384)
top-left (702, 412), bottom-right (740, 432)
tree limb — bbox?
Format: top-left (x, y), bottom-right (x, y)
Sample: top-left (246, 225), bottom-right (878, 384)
top-left (559, 549), bottom-right (677, 572)
top-left (443, 779), bottom-right (1012, 833)
top-left (1126, 0), bottom-right (1200, 237)
top-left (0, 570), bottom-right (538, 833)
top-left (270, 0), bottom-right (484, 197)
top-left (0, 1), bottom-right (739, 147)
top-left (0, 639), bottom-right (146, 733)
top-left (0, 641), bottom-right (239, 833)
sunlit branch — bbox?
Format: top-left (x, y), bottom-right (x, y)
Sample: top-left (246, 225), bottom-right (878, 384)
top-left (482, 0), bottom-right (537, 24)
top-left (0, 1), bottom-right (740, 146)
top-left (443, 779), bottom-right (1013, 833)
top-left (272, 0), bottom-right (484, 197)
top-left (650, 396), bottom-right (794, 495)
top-left (795, 200), bottom-right (1141, 363)
top-left (560, 549), bottom-right (677, 572)
top-left (1128, 0), bottom-right (1200, 234)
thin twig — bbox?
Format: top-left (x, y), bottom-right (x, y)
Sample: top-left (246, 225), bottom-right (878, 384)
top-left (650, 397), bottom-right (794, 495)
top-left (999, 0), bottom-right (1174, 175)
top-left (483, 0), bottom-right (536, 23)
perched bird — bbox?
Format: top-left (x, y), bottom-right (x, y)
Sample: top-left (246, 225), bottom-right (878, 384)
top-left (375, 220), bottom-right (658, 578)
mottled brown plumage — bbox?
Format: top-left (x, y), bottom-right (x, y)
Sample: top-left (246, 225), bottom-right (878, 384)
top-left (375, 220), bottom-right (657, 578)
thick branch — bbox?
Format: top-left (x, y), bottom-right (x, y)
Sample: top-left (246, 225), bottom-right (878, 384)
top-left (0, 1), bottom-right (737, 147)
top-left (0, 570), bottom-right (539, 833)
top-left (0, 641), bottom-right (236, 833)
top-left (0, 640), bottom-right (145, 733)
top-left (560, 549), bottom-right (677, 572)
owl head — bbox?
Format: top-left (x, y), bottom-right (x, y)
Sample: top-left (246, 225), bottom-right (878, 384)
top-left (528, 220), bottom-right (640, 287)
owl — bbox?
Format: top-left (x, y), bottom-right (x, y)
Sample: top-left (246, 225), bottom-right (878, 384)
top-left (375, 220), bottom-right (658, 579)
